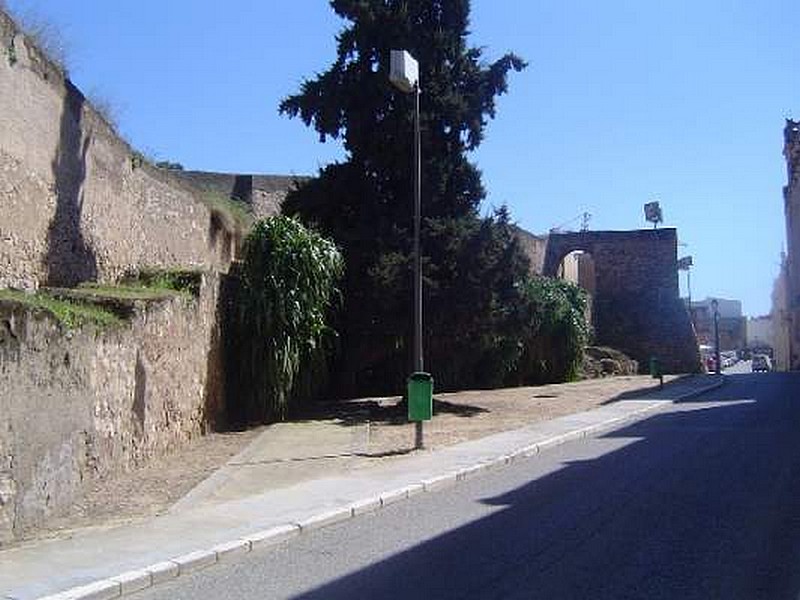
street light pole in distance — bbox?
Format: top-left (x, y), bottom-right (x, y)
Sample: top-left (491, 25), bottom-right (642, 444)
top-left (677, 254), bottom-right (693, 327)
top-left (712, 298), bottom-right (721, 375)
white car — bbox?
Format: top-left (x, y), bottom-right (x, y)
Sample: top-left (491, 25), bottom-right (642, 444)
top-left (752, 354), bottom-right (772, 372)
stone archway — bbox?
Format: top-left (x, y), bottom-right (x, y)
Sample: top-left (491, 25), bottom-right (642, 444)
top-left (543, 228), bottom-right (700, 374)
top-left (556, 249), bottom-right (596, 327)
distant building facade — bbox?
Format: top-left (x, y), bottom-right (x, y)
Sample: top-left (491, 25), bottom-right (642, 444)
top-left (772, 255), bottom-right (791, 370)
top-left (747, 315), bottom-right (773, 348)
top-left (781, 119), bottom-right (800, 369)
top-left (690, 297), bottom-right (746, 351)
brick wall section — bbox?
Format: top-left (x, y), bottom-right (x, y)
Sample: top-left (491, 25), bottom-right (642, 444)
top-left (543, 229), bottom-right (700, 373)
top-left (0, 273), bottom-right (225, 543)
top-left (0, 10), bottom-right (232, 290)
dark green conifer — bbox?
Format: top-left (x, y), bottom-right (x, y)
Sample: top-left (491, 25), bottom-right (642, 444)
top-left (280, 0), bottom-right (531, 393)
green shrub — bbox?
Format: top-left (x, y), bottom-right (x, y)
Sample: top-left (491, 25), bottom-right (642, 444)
top-left (120, 269), bottom-right (202, 297)
top-left (510, 277), bottom-right (591, 385)
top-left (229, 216), bottom-right (343, 423)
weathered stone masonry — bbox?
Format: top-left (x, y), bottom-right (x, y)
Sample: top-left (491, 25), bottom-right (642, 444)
top-left (0, 5), bottom-right (301, 544)
top-left (543, 228), bottom-right (700, 374)
top-left (175, 171), bottom-right (306, 221)
top-left (0, 274), bottom-right (224, 542)
top-left (0, 9), bottom-right (238, 543)
top-left (0, 10), bottom-right (233, 290)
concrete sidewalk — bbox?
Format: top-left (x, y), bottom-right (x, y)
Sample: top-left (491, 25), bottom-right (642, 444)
top-left (0, 375), bottom-right (724, 600)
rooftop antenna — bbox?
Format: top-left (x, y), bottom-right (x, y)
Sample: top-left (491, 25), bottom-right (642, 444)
top-left (550, 211), bottom-right (591, 234)
top-left (580, 212), bottom-right (591, 232)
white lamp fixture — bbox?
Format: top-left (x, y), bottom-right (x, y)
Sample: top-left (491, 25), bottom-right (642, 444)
top-left (390, 50), bottom-right (419, 93)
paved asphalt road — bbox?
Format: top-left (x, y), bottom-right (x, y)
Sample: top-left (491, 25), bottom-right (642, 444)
top-left (136, 373), bottom-right (800, 599)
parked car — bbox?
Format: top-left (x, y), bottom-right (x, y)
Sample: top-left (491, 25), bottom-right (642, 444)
top-left (721, 351), bottom-right (738, 368)
top-left (752, 354), bottom-right (772, 372)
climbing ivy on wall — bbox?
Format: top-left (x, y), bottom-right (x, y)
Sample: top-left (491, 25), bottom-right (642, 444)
top-left (229, 216), bottom-right (343, 423)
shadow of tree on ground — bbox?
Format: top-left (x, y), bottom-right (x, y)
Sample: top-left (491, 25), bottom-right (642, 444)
top-left (293, 396), bottom-right (489, 427)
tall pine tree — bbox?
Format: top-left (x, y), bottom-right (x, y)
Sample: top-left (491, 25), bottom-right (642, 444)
top-left (280, 0), bottom-right (529, 394)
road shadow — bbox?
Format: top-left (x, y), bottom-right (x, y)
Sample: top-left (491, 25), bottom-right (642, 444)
top-left (291, 374), bottom-right (800, 599)
top-left (45, 80), bottom-right (97, 286)
top-left (600, 373), bottom-right (702, 404)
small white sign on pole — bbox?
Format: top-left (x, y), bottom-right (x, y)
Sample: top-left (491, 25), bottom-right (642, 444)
top-left (390, 50), bottom-right (419, 93)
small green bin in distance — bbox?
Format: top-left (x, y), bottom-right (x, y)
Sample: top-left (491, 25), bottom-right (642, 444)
top-left (649, 357), bottom-right (662, 379)
top-left (408, 371), bottom-right (433, 422)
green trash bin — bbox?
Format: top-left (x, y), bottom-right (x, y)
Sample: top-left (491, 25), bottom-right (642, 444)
top-left (649, 357), bottom-right (663, 386)
top-left (649, 357), bottom-right (661, 378)
top-left (407, 372), bottom-right (433, 422)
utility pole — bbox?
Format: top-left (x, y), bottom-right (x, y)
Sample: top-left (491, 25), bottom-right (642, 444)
top-left (712, 298), bottom-right (721, 375)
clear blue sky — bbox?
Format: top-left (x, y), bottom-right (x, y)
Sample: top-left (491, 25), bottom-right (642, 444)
top-left (7, 1), bottom-right (798, 316)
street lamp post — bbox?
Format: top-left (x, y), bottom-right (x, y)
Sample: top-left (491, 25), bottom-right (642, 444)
top-left (677, 254), bottom-right (693, 328)
top-left (411, 75), bottom-right (423, 450)
top-left (687, 268), bottom-right (692, 307)
top-left (413, 79), bottom-right (422, 376)
top-left (390, 49), bottom-right (426, 449)
top-left (712, 298), bottom-right (721, 375)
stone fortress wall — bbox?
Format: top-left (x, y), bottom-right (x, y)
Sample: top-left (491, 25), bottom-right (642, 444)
top-left (511, 225), bottom-right (548, 273)
top-left (513, 224), bottom-right (700, 373)
top-left (0, 8), bottom-right (287, 543)
top-left (542, 229), bottom-right (700, 374)
top-left (0, 274), bottom-right (225, 542)
top-left (175, 171), bottom-right (306, 221)
top-left (0, 11), bottom-right (237, 291)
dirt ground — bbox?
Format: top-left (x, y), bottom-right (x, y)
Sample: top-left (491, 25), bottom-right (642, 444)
top-left (341, 375), bottom-right (680, 456)
top-left (18, 374), bottom-right (680, 546)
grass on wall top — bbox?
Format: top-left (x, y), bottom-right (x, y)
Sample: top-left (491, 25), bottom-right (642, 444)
top-left (0, 289), bottom-right (120, 329)
top-left (0, 270), bottom-right (203, 330)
